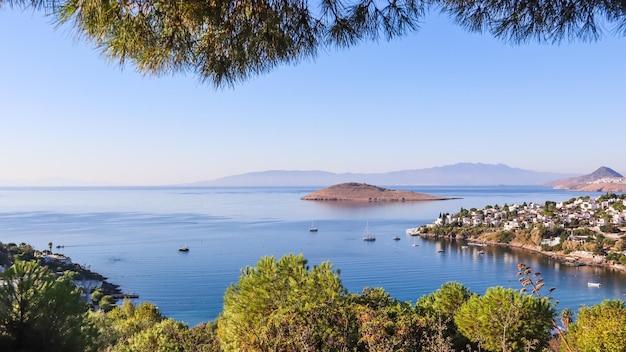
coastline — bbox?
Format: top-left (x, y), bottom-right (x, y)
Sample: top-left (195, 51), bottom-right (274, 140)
top-left (462, 236), bottom-right (626, 274)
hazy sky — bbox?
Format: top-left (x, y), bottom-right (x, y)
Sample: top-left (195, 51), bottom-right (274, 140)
top-left (1, 9), bottom-right (625, 186)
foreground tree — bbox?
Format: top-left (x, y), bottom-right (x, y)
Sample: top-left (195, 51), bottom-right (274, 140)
top-left (352, 287), bottom-right (421, 351)
top-left (454, 286), bottom-right (554, 352)
top-left (564, 300), bottom-right (626, 352)
top-left (0, 260), bottom-right (94, 351)
top-left (84, 300), bottom-right (168, 351)
top-left (416, 282), bottom-right (473, 351)
top-left (218, 254), bottom-right (352, 351)
top-left (3, 0), bottom-right (625, 87)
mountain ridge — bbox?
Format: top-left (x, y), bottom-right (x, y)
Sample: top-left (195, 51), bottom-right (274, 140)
top-left (543, 166), bottom-right (626, 192)
top-left (186, 163), bottom-right (581, 187)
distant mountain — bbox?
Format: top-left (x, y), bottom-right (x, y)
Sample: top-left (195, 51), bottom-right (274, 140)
top-left (186, 163), bottom-right (579, 187)
top-left (543, 166), bottom-right (626, 192)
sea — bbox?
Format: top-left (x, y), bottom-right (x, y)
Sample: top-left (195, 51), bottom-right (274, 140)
top-left (0, 185), bottom-right (624, 327)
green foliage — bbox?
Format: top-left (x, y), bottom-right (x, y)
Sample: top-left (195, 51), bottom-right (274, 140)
top-left (600, 224), bottom-right (621, 234)
top-left (99, 295), bottom-right (116, 312)
top-left (454, 286), bottom-right (554, 352)
top-left (544, 201), bottom-right (557, 216)
top-left (352, 287), bottom-right (420, 351)
top-left (565, 300), bottom-right (626, 352)
top-left (185, 321), bottom-right (222, 352)
top-left (91, 287), bottom-right (104, 305)
top-left (495, 230), bottom-right (516, 244)
top-left (113, 318), bottom-right (189, 352)
top-left (85, 300), bottom-right (170, 351)
top-left (612, 202), bottom-right (626, 211)
top-left (0, 260), bottom-right (93, 351)
top-left (218, 254), bottom-right (351, 351)
top-left (598, 193), bottom-right (620, 201)
top-left (416, 282), bottom-right (473, 350)
top-left (108, 300), bottom-right (164, 338)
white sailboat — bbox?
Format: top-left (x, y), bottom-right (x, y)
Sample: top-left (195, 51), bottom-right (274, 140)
top-left (362, 222), bottom-right (376, 241)
top-left (309, 220), bottom-right (318, 232)
top-left (412, 237), bottom-right (419, 247)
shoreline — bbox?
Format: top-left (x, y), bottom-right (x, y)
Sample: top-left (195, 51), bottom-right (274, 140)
top-left (463, 237), bottom-right (626, 274)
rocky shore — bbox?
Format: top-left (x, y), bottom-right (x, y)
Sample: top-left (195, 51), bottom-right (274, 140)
top-left (455, 235), bottom-right (626, 274)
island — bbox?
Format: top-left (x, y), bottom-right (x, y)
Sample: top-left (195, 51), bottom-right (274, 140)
top-left (301, 182), bottom-right (457, 202)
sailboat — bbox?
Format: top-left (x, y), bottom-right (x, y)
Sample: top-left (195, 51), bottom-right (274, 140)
top-left (309, 220), bottom-right (318, 232)
top-left (362, 222), bottom-right (376, 241)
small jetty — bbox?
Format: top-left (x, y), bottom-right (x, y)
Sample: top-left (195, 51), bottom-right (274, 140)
top-left (406, 227), bottom-right (420, 236)
top-left (110, 293), bottom-right (140, 299)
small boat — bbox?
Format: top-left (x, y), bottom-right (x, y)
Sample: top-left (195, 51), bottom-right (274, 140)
top-left (178, 246), bottom-right (189, 252)
top-left (392, 236), bottom-right (401, 241)
top-left (309, 221), bottom-right (318, 232)
top-left (437, 249), bottom-right (445, 253)
top-left (587, 282), bottom-right (601, 287)
top-left (478, 250), bottom-right (485, 255)
top-left (363, 222), bottom-right (376, 242)
top-left (461, 245), bottom-right (469, 249)
top-left (468, 242), bottom-right (485, 247)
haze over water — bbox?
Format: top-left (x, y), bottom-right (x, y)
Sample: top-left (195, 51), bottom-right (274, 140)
top-left (1, 186), bottom-right (624, 327)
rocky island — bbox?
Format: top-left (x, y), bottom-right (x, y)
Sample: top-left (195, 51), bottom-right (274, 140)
top-left (301, 182), bottom-right (456, 202)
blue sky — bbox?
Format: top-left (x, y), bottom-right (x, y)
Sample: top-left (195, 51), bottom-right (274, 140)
top-left (1, 9), bottom-right (625, 186)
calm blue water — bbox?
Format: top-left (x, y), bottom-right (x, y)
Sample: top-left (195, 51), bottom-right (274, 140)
top-left (0, 186), bottom-right (624, 327)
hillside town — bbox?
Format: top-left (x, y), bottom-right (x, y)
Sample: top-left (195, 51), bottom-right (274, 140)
top-left (411, 193), bottom-right (626, 267)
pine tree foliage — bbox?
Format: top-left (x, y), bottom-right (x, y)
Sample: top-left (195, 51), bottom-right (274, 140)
top-left (454, 286), bottom-right (554, 352)
top-left (0, 260), bottom-right (92, 351)
top-left (2, 0), bottom-right (625, 87)
top-left (565, 299), bottom-right (626, 352)
top-left (218, 254), bottom-right (351, 351)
